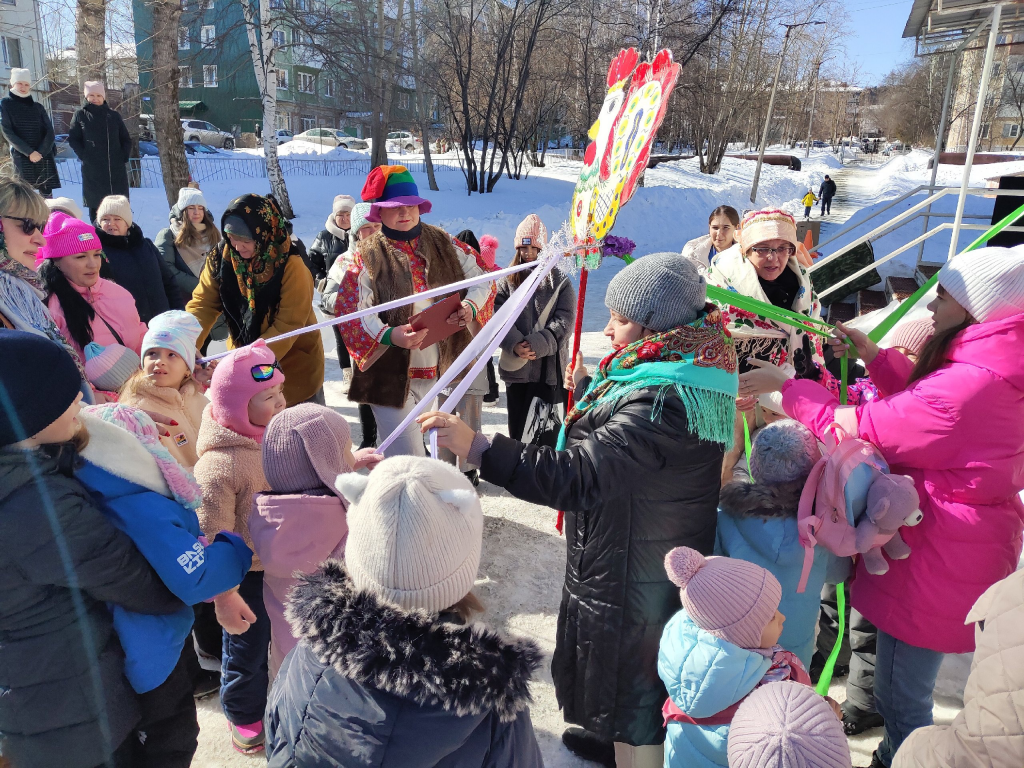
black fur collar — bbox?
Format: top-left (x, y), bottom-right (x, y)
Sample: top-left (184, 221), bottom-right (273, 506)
top-left (286, 560), bottom-right (542, 723)
top-left (719, 479), bottom-right (805, 519)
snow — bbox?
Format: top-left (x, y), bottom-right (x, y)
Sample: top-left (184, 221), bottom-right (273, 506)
top-left (235, 141), bottom-right (369, 160)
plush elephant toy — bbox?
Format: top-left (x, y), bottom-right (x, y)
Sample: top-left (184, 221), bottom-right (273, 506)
top-left (856, 473), bottom-right (923, 575)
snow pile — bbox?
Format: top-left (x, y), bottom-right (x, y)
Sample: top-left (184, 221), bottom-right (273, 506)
top-left (236, 142), bottom-right (368, 160)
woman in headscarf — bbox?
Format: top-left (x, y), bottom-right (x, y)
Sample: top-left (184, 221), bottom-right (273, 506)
top-left (186, 193), bottom-right (325, 405)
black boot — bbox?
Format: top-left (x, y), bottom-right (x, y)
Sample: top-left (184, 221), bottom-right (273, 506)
top-left (561, 727), bottom-right (615, 768)
top-left (358, 404), bottom-right (378, 449)
top-left (842, 700), bottom-right (885, 736)
top-left (484, 359), bottom-right (499, 403)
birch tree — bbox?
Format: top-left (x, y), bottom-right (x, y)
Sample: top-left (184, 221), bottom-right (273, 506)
top-left (150, 0), bottom-right (191, 206)
top-left (75, 0), bottom-right (107, 88)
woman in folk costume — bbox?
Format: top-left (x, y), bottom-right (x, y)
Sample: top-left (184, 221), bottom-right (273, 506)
top-left (336, 165), bottom-right (495, 457)
top-left (186, 193), bottom-right (325, 406)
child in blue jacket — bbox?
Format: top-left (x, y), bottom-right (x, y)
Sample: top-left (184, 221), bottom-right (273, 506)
top-left (658, 547), bottom-right (823, 768)
top-left (76, 403), bottom-right (251, 768)
top-left (715, 419), bottom-right (834, 669)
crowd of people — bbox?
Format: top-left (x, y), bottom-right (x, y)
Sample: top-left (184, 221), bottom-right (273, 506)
top-left (2, 68), bottom-right (1024, 768)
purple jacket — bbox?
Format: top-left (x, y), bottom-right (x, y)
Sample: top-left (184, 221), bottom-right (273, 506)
top-left (250, 492), bottom-right (348, 678)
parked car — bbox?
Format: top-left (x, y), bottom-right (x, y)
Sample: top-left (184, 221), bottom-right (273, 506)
top-left (138, 140), bottom-right (159, 156)
top-left (273, 129), bottom-right (293, 144)
top-left (812, 140), bottom-right (828, 148)
top-left (181, 118), bottom-right (235, 149)
top-left (293, 128), bottom-right (345, 147)
top-left (386, 131), bottom-right (422, 153)
top-left (335, 132), bottom-right (369, 150)
top-left (184, 141), bottom-right (223, 155)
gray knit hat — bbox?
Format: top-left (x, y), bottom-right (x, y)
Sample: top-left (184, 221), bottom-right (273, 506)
top-left (727, 681), bottom-right (852, 768)
top-left (749, 419), bottom-right (819, 485)
top-left (336, 456), bottom-right (483, 613)
top-left (604, 252), bottom-right (706, 331)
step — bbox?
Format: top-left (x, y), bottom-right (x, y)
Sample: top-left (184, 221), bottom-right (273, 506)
top-left (915, 263), bottom-right (941, 287)
top-left (885, 276), bottom-right (919, 303)
top-left (856, 289), bottom-right (887, 316)
top-left (827, 302), bottom-right (856, 324)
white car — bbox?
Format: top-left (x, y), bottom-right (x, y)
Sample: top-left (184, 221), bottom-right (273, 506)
top-left (293, 128), bottom-right (347, 147)
top-left (181, 119), bottom-right (235, 150)
top-left (386, 131), bottom-right (422, 153)
top-left (273, 129), bottom-right (293, 144)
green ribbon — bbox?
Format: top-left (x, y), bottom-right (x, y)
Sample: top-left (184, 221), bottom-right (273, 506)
top-left (706, 285), bottom-right (834, 338)
top-left (815, 581), bottom-right (846, 696)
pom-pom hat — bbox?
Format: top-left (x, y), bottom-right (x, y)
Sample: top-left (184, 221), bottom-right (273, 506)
top-left (361, 165), bottom-right (431, 222)
top-left (887, 318), bottom-right (934, 356)
top-left (664, 546), bottom-right (782, 649)
top-left (36, 211), bottom-right (101, 266)
top-left (85, 342), bottom-right (140, 392)
top-left (937, 245), bottom-right (1024, 324)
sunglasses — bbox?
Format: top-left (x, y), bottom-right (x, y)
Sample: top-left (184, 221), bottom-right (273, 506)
top-left (1, 215), bottom-right (45, 235)
top-left (251, 360), bottom-right (281, 382)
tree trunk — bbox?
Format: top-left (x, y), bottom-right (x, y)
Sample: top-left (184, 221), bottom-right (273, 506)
top-left (408, 0), bottom-right (438, 191)
top-left (75, 0), bottom-right (107, 89)
top-left (243, 0), bottom-right (293, 217)
top-left (150, 0), bottom-right (190, 207)
top-left (122, 82), bottom-right (142, 188)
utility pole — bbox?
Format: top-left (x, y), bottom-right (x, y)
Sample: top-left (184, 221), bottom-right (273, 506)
top-left (805, 59), bottom-right (823, 159)
top-left (751, 19), bottom-right (826, 203)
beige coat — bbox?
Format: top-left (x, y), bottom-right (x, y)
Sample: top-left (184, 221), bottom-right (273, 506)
top-left (194, 404), bottom-right (267, 571)
top-left (120, 378), bottom-right (208, 469)
top-left (893, 567), bottom-right (1024, 768)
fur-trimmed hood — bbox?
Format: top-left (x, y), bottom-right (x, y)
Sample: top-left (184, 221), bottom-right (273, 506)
top-left (286, 560), bottom-right (542, 723)
top-left (718, 479), bottom-right (804, 519)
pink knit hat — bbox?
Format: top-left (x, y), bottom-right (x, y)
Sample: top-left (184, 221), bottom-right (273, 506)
top-left (515, 214), bottom-right (547, 250)
top-left (83, 404), bottom-right (203, 509)
top-left (665, 547), bottom-right (782, 649)
top-left (208, 339), bottom-right (285, 442)
top-left (727, 681), bottom-right (852, 768)
top-left (37, 211), bottom-right (101, 266)
top-left (262, 403), bottom-right (353, 496)
top-left (888, 318), bottom-right (934, 356)
top-left (479, 234), bottom-right (499, 270)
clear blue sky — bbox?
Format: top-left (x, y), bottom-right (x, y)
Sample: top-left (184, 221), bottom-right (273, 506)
top-left (845, 0), bottom-right (917, 86)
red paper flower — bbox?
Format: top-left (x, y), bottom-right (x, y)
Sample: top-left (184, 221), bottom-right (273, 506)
top-left (637, 341), bottom-right (664, 360)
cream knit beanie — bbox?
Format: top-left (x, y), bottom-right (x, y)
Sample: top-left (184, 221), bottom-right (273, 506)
top-left (96, 195), bottom-right (133, 227)
top-left (10, 68), bottom-right (31, 87)
top-left (336, 456), bottom-right (483, 613)
top-left (938, 246), bottom-right (1024, 323)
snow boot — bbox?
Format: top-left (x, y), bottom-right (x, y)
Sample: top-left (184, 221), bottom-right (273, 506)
top-left (230, 721), bottom-right (265, 754)
top-left (842, 700), bottom-right (884, 736)
top-left (562, 727), bottom-right (615, 767)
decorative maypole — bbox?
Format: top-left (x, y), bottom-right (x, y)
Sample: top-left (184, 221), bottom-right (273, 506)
top-left (566, 47), bottom-right (681, 410)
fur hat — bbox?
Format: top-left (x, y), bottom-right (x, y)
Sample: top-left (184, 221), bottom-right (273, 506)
top-left (739, 210), bottom-right (799, 254)
top-left (96, 195), bottom-right (132, 227)
top-left (332, 194), bottom-right (356, 215)
top-left (36, 211), bottom-right (101, 265)
top-left (208, 339), bottom-right (285, 442)
top-left (46, 197), bottom-right (85, 221)
top-left (749, 419), bottom-right (819, 485)
top-left (938, 246), bottom-right (1024, 324)
top-left (605, 252), bottom-right (707, 332)
top-left (887, 318), bottom-right (934, 356)
top-left (84, 342), bottom-right (140, 392)
top-left (515, 214), bottom-right (547, 250)
top-left (176, 187), bottom-right (208, 211)
top-left (336, 455), bottom-right (482, 613)
top-left (727, 681), bottom-right (852, 768)
top-left (142, 311), bottom-right (203, 374)
top-left (263, 403), bottom-right (352, 496)
top-left (9, 68), bottom-right (31, 87)
top-left (664, 546), bottom-right (782, 649)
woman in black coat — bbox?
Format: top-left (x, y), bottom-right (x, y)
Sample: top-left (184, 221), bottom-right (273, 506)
top-left (0, 69), bottom-right (61, 196)
top-left (67, 82), bottom-right (131, 221)
top-left (0, 329), bottom-right (185, 768)
top-left (420, 253), bottom-right (738, 765)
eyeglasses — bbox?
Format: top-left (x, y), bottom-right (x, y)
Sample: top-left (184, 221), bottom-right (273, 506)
top-left (251, 360), bottom-right (281, 382)
top-left (750, 245), bottom-right (796, 260)
top-left (1, 215), bottom-right (45, 235)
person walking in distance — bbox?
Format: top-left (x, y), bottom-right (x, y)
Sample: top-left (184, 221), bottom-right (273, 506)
top-left (68, 82), bottom-right (132, 223)
top-left (819, 175), bottom-right (837, 217)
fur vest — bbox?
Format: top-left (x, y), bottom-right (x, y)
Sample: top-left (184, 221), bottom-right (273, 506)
top-left (349, 223), bottom-right (472, 408)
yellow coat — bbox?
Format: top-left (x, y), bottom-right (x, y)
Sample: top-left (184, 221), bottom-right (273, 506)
top-left (801, 192), bottom-right (818, 207)
top-left (187, 254), bottom-right (325, 405)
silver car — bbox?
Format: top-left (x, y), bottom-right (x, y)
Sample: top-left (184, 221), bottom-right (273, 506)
top-left (181, 119), bottom-right (235, 150)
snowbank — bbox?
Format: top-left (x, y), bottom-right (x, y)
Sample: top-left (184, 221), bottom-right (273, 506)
top-left (236, 141), bottom-right (368, 160)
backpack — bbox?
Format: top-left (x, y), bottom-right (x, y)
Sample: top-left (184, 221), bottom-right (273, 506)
top-left (795, 424), bottom-right (888, 593)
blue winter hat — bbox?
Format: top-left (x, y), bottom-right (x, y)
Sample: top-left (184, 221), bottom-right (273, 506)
top-left (749, 419), bottom-right (819, 485)
top-left (141, 311), bottom-right (203, 373)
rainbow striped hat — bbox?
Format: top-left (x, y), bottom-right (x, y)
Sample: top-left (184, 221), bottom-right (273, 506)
top-left (360, 165), bottom-right (432, 222)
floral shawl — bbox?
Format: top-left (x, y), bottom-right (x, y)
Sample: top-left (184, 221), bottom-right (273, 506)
top-left (559, 306), bottom-right (738, 449)
top-left (219, 194), bottom-right (292, 312)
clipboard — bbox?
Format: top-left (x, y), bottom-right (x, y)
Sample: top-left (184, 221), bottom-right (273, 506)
top-left (408, 294), bottom-right (464, 347)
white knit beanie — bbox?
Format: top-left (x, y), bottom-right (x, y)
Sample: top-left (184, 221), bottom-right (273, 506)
top-left (176, 187), bottom-right (208, 211)
top-left (336, 456), bottom-right (483, 613)
top-left (46, 197), bottom-right (85, 221)
top-left (939, 246), bottom-right (1024, 323)
top-left (96, 195), bottom-right (133, 227)
top-left (332, 194), bottom-right (356, 215)
top-left (10, 68), bottom-right (31, 87)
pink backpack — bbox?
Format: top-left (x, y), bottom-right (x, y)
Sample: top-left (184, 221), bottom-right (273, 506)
top-left (795, 424), bottom-right (888, 593)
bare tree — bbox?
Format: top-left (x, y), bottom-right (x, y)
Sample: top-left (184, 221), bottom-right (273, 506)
top-left (149, 0), bottom-right (190, 207)
top-left (75, 0), bottom-right (106, 87)
top-left (408, 0), bottom-right (439, 191)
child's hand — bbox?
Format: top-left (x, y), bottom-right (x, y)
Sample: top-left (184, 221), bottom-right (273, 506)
top-left (352, 448), bottom-right (383, 471)
top-left (214, 589), bottom-right (257, 635)
top-left (824, 695), bottom-right (843, 721)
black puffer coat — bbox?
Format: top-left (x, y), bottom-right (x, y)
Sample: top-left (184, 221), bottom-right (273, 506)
top-left (480, 384), bottom-right (725, 746)
top-left (0, 91), bottom-right (60, 195)
top-left (97, 223), bottom-right (184, 323)
top-left (67, 101), bottom-right (131, 213)
top-left (307, 220), bottom-right (349, 283)
top-left (265, 562), bottom-right (544, 767)
top-left (0, 446), bottom-right (184, 768)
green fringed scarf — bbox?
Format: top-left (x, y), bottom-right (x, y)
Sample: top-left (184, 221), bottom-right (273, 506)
top-left (557, 307), bottom-right (739, 450)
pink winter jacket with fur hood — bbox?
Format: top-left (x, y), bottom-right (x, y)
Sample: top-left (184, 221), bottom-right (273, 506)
top-left (893, 567), bottom-right (1024, 768)
top-left (249, 492), bottom-right (348, 679)
top-left (783, 313), bottom-right (1024, 653)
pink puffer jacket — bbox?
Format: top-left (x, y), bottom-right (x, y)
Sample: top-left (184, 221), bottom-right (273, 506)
top-left (783, 313), bottom-right (1024, 652)
top-left (47, 277), bottom-right (148, 359)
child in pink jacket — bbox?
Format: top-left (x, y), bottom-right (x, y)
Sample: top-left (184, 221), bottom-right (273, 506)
top-left (250, 404), bottom-right (380, 679)
top-left (775, 246), bottom-right (1024, 768)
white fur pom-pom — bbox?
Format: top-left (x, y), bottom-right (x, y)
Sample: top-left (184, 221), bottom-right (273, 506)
top-left (335, 472), bottom-right (370, 505)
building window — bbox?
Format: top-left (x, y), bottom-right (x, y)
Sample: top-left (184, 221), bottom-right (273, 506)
top-left (981, 123), bottom-right (991, 139)
top-left (1, 36), bottom-right (23, 67)
top-left (294, 0), bottom-right (307, 9)
top-left (203, 65), bottom-right (218, 87)
top-left (276, 112), bottom-right (290, 130)
top-left (324, 78), bottom-right (335, 98)
top-left (293, 29), bottom-right (312, 45)
top-left (178, 66), bottom-right (193, 88)
top-left (301, 114), bottom-right (315, 130)
top-left (344, 90), bottom-right (354, 106)
top-left (985, 94), bottom-right (997, 107)
top-left (275, 68), bottom-right (289, 90)
top-left (201, 25), bottom-right (216, 47)
top-left (178, 27), bottom-right (190, 50)
top-left (398, 92), bottom-right (409, 110)
top-left (298, 72), bottom-right (315, 93)
top-left (1003, 123), bottom-right (1020, 138)
top-left (992, 62), bottom-right (1002, 76)
top-left (272, 29), bottom-right (286, 47)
